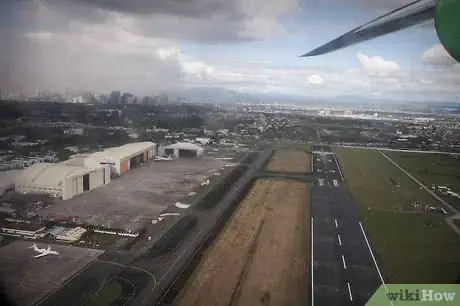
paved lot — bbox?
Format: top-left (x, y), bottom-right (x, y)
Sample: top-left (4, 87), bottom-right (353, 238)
top-left (40, 158), bottom-right (227, 230)
top-left (0, 240), bottom-right (103, 306)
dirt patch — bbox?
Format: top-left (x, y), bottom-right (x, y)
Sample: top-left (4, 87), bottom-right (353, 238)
top-left (266, 150), bottom-right (310, 174)
top-left (175, 179), bottom-right (310, 306)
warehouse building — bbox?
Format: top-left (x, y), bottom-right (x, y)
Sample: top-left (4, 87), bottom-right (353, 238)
top-left (1, 223), bottom-right (46, 238)
top-left (159, 142), bottom-right (204, 158)
top-left (15, 161), bottom-right (111, 200)
top-left (84, 142), bottom-right (155, 176)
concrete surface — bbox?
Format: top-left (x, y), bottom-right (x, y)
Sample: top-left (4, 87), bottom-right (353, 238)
top-left (40, 158), bottom-right (227, 230)
top-left (0, 240), bottom-right (103, 306)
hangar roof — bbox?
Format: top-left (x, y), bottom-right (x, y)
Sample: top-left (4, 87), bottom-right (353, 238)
top-left (88, 142), bottom-right (155, 161)
top-left (162, 142), bottom-right (204, 151)
top-left (15, 163), bottom-right (94, 189)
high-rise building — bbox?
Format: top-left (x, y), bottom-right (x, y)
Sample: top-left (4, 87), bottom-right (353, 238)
top-left (99, 94), bottom-right (109, 104)
top-left (159, 93), bottom-right (168, 104)
top-left (109, 91), bottom-right (121, 104)
top-left (121, 92), bottom-right (134, 105)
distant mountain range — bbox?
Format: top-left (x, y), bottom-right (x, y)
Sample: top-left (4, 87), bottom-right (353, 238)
top-left (166, 87), bottom-right (459, 114)
top-left (170, 87), bottom-right (308, 104)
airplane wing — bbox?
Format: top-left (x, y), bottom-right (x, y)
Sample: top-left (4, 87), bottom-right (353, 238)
top-left (34, 253), bottom-right (48, 258)
top-left (301, 0), bottom-right (436, 57)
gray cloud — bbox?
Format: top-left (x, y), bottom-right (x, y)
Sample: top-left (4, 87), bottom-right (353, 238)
top-left (62, 0), bottom-right (235, 19)
top-left (421, 44), bottom-right (458, 67)
top-left (0, 0), bottom-right (457, 101)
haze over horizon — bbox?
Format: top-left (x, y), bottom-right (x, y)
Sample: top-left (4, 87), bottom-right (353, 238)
top-left (1, 0), bottom-right (459, 102)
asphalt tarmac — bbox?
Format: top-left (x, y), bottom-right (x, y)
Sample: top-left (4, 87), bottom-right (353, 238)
top-left (311, 145), bottom-right (383, 306)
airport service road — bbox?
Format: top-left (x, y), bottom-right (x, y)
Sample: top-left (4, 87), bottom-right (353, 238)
top-left (311, 146), bottom-right (383, 306)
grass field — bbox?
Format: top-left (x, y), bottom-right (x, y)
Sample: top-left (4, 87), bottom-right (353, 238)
top-left (175, 179), bottom-right (310, 306)
top-left (265, 150), bottom-right (310, 173)
top-left (78, 231), bottom-right (128, 249)
top-left (334, 147), bottom-right (460, 283)
top-left (384, 152), bottom-right (460, 190)
top-left (385, 152), bottom-right (460, 209)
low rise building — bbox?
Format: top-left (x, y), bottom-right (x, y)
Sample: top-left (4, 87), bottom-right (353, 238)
top-left (159, 142), bottom-right (204, 158)
top-left (1, 223), bottom-right (45, 238)
top-left (55, 227), bottom-right (87, 242)
top-left (15, 160), bottom-right (111, 200)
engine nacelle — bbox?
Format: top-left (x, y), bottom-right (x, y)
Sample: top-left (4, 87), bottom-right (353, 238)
top-left (435, 0), bottom-right (460, 62)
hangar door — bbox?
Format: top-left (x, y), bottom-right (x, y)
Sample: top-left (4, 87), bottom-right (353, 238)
top-left (130, 153), bottom-right (144, 168)
top-left (179, 149), bottom-right (197, 158)
top-left (83, 174), bottom-right (90, 191)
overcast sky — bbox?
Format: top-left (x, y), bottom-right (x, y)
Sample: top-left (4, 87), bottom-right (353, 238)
top-left (1, 0), bottom-right (458, 101)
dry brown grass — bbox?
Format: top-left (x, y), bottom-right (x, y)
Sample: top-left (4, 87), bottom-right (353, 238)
top-left (176, 179), bottom-right (310, 306)
top-left (266, 150), bottom-right (310, 173)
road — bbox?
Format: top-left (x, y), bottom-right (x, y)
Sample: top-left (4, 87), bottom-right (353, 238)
top-left (311, 145), bottom-right (385, 306)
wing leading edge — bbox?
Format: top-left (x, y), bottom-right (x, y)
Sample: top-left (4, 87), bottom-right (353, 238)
top-left (301, 0), bottom-right (436, 57)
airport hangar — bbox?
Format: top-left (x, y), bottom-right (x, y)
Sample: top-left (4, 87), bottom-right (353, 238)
top-left (14, 142), bottom-right (156, 200)
top-left (83, 142), bottom-right (156, 175)
top-left (159, 142), bottom-right (204, 158)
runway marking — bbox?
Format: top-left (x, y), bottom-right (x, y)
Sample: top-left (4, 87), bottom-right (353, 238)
top-left (332, 179), bottom-right (339, 187)
top-left (333, 153), bottom-right (345, 181)
top-left (347, 282), bottom-right (353, 301)
top-left (359, 221), bottom-right (393, 306)
top-left (341, 254), bottom-right (347, 269)
top-left (334, 219), bottom-right (338, 228)
top-left (116, 276), bottom-right (136, 306)
top-left (311, 217), bottom-right (314, 306)
top-left (337, 234), bottom-right (342, 246)
top-left (311, 154), bottom-right (313, 173)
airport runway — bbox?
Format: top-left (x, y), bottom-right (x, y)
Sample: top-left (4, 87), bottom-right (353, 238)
top-left (311, 145), bottom-right (383, 306)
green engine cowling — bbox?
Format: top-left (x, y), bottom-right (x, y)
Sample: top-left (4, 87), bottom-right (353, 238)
top-left (435, 0), bottom-right (460, 62)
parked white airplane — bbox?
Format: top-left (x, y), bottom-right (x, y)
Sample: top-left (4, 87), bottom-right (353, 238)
top-left (29, 244), bottom-right (59, 258)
